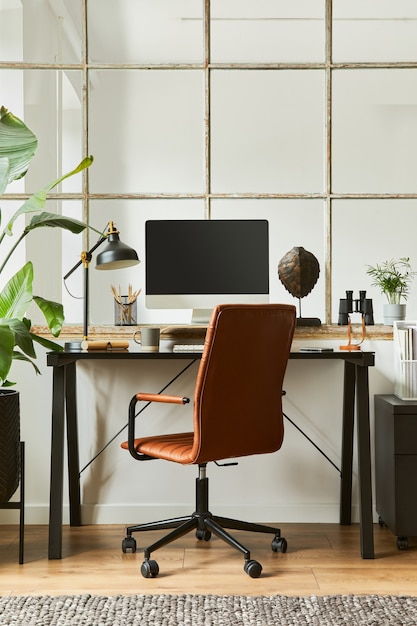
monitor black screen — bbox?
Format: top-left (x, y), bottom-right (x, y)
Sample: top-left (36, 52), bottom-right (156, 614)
top-left (145, 219), bottom-right (269, 323)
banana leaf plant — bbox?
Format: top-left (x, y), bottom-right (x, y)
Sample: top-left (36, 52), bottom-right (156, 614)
top-left (0, 106), bottom-right (95, 386)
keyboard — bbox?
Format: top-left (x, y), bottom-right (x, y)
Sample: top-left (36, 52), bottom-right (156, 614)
top-left (173, 344), bottom-right (205, 352)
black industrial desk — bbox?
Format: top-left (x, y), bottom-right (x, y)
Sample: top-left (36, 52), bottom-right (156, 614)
top-left (46, 348), bottom-right (375, 560)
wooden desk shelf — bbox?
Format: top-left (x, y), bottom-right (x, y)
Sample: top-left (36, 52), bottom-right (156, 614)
top-left (34, 323), bottom-right (394, 342)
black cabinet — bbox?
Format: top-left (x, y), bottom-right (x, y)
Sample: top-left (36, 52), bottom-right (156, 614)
top-left (375, 394), bottom-right (417, 549)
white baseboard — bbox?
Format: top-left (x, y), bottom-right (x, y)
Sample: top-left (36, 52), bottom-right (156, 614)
top-left (0, 503), bottom-right (378, 525)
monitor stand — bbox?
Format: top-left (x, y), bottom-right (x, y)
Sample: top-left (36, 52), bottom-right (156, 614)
top-left (191, 309), bottom-right (212, 325)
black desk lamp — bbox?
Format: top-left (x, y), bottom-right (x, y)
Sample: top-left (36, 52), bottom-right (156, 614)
top-left (64, 221), bottom-right (140, 350)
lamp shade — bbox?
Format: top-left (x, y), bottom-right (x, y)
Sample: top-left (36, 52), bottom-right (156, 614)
top-left (95, 231), bottom-right (140, 270)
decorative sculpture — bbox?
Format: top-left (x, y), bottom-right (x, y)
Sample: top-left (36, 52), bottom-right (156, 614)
top-left (278, 246), bottom-right (321, 326)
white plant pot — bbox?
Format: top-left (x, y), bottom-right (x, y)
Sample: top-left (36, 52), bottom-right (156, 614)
top-left (383, 303), bottom-right (406, 326)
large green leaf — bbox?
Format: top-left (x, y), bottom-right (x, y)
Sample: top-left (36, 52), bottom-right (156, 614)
top-left (5, 317), bottom-right (36, 358)
top-left (31, 333), bottom-right (63, 353)
top-left (3, 156), bottom-right (94, 236)
top-left (0, 107), bottom-right (38, 187)
top-left (33, 295), bottom-right (64, 336)
top-left (0, 156), bottom-right (10, 195)
top-left (0, 208), bottom-right (99, 276)
top-left (11, 350), bottom-right (41, 375)
top-left (0, 325), bottom-right (14, 383)
top-left (26, 212), bottom-right (89, 236)
top-left (0, 261), bottom-right (33, 319)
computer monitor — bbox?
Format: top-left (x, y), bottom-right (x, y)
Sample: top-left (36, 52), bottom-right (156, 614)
top-left (145, 219), bottom-right (270, 324)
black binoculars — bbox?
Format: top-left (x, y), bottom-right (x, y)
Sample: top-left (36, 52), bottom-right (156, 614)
top-left (338, 290), bottom-right (374, 326)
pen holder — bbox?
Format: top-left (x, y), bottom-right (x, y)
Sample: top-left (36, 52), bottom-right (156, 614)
top-left (114, 296), bottom-right (137, 326)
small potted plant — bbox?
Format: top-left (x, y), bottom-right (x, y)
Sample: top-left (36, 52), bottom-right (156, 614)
top-left (366, 257), bottom-right (416, 325)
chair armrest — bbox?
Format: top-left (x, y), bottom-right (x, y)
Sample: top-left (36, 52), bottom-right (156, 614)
top-left (127, 393), bottom-right (190, 461)
top-left (136, 393), bottom-right (190, 405)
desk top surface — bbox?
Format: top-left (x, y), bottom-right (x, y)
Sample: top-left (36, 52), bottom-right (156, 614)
top-left (47, 348), bottom-right (375, 367)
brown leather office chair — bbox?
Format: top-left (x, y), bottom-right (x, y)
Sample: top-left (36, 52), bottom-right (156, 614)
top-left (121, 303), bottom-right (296, 578)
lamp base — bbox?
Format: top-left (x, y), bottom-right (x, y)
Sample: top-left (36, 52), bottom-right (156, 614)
top-left (296, 317), bottom-right (321, 327)
top-left (340, 344), bottom-right (361, 351)
top-left (64, 341), bottom-right (83, 352)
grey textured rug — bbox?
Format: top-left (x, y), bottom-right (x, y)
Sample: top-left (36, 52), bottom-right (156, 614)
top-left (0, 593), bottom-right (416, 625)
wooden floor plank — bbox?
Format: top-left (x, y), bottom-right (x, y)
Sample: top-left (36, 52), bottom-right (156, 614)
top-left (1, 523), bottom-right (417, 597)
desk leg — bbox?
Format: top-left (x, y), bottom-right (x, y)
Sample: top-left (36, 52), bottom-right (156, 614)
top-left (340, 361), bottom-right (355, 525)
top-left (66, 362), bottom-right (81, 526)
top-left (48, 365), bottom-right (65, 559)
top-left (356, 364), bottom-right (375, 559)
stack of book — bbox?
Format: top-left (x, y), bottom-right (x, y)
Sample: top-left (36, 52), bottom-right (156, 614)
top-left (394, 321), bottom-right (417, 400)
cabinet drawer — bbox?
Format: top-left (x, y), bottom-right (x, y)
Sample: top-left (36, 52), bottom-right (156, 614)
top-left (393, 416), bottom-right (417, 454)
top-left (375, 395), bottom-right (417, 454)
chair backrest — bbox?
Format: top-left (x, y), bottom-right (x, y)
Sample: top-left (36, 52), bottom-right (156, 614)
top-left (189, 303), bottom-right (296, 464)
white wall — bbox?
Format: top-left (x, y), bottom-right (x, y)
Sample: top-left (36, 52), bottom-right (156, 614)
top-left (1, 1), bottom-right (415, 526)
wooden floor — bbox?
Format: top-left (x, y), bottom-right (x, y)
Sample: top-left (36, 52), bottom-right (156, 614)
top-left (1, 523), bottom-right (417, 597)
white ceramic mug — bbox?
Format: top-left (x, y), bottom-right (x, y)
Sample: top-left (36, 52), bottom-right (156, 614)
top-left (134, 327), bottom-right (160, 352)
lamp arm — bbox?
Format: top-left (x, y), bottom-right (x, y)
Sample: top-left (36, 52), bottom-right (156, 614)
top-left (63, 235), bottom-right (107, 280)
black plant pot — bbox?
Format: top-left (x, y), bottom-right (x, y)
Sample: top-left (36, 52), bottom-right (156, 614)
top-left (0, 389), bottom-right (20, 503)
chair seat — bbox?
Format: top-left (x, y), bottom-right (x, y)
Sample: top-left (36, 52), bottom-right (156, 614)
top-left (121, 432), bottom-right (195, 464)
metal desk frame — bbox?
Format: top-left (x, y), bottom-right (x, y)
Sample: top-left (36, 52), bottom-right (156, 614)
top-left (46, 348), bottom-right (375, 560)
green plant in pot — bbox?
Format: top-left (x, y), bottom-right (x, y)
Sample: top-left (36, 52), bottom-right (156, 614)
top-left (366, 257), bottom-right (416, 325)
top-left (0, 106), bottom-right (94, 517)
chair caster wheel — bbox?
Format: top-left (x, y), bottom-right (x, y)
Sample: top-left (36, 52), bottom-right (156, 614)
top-left (244, 559), bottom-right (262, 578)
top-left (272, 536), bottom-right (287, 553)
top-left (196, 529), bottom-right (212, 541)
top-left (141, 559), bottom-right (159, 578)
top-left (397, 536), bottom-right (409, 550)
top-left (122, 536), bottom-right (137, 553)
